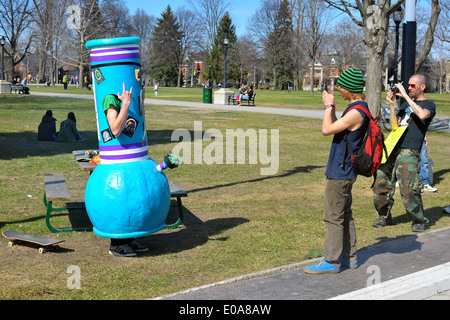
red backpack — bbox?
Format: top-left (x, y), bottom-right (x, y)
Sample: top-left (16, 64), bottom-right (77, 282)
top-left (342, 105), bottom-right (387, 181)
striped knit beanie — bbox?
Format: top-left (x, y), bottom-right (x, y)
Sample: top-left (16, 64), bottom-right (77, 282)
top-left (337, 68), bottom-right (364, 93)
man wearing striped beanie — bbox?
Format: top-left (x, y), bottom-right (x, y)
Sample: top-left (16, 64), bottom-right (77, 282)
top-left (336, 68), bottom-right (365, 93)
top-left (304, 68), bottom-right (369, 274)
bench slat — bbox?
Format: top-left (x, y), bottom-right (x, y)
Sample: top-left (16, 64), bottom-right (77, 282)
top-left (44, 174), bottom-right (71, 201)
top-left (169, 181), bottom-right (187, 198)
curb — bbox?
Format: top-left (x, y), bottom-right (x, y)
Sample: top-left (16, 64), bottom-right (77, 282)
top-left (329, 262), bottom-right (450, 300)
top-left (150, 258), bottom-right (322, 300)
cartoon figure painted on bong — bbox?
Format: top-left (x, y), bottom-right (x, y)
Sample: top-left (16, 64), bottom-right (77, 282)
top-left (85, 37), bottom-right (178, 239)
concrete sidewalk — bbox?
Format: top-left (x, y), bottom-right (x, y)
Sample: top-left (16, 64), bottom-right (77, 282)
top-left (30, 91), bottom-right (450, 133)
top-left (153, 227), bottom-right (450, 300)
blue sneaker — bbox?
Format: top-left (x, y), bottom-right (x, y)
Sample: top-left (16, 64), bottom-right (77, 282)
top-left (303, 260), bottom-right (339, 274)
top-left (339, 256), bottom-right (358, 269)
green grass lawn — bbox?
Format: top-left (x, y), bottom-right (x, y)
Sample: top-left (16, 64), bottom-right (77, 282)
top-left (0, 92), bottom-right (449, 299)
top-left (29, 83), bottom-right (450, 116)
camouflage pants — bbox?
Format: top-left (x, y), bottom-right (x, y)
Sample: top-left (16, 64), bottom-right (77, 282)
top-left (373, 148), bottom-right (428, 224)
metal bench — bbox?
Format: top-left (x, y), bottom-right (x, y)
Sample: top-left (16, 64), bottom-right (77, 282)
top-left (165, 181), bottom-right (187, 229)
top-left (43, 173), bottom-right (90, 233)
top-left (10, 84), bottom-right (24, 94)
top-left (44, 173), bottom-right (186, 232)
top-left (228, 92), bottom-right (256, 106)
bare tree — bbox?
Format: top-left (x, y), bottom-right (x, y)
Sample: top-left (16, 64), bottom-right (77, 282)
top-left (415, 0), bottom-right (441, 70)
top-left (249, 0), bottom-right (280, 88)
top-left (324, 0), bottom-right (441, 116)
top-left (176, 6), bottom-right (202, 87)
top-left (249, 0), bottom-right (279, 53)
top-left (303, 0), bottom-right (331, 95)
top-left (291, 0), bottom-right (308, 90)
top-left (435, 0), bottom-right (449, 44)
top-left (131, 8), bottom-right (156, 84)
top-left (188, 0), bottom-right (230, 51)
top-left (32, 0), bottom-right (68, 83)
top-left (101, 0), bottom-right (132, 37)
top-left (327, 19), bottom-right (365, 70)
top-left (0, 0), bottom-right (34, 80)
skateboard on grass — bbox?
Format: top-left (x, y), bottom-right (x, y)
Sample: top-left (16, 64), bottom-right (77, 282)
top-left (2, 229), bottom-right (65, 254)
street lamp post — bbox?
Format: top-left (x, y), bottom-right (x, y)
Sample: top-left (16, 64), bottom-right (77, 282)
top-left (393, 6), bottom-right (403, 85)
top-left (223, 33), bottom-right (229, 89)
top-left (0, 36), bottom-right (5, 81)
top-left (208, 63), bottom-right (211, 88)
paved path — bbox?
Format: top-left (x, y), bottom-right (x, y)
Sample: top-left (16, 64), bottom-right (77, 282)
top-left (31, 91), bottom-right (450, 133)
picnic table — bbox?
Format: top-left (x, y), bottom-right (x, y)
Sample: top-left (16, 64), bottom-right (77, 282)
top-left (73, 150), bottom-right (97, 173)
top-left (72, 150), bottom-right (186, 229)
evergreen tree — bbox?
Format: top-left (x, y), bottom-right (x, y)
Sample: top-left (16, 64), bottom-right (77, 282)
top-left (204, 12), bottom-right (238, 86)
top-left (149, 6), bottom-right (183, 86)
top-left (266, 0), bottom-right (294, 89)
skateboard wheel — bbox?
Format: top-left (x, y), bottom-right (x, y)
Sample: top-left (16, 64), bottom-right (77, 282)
top-left (8, 241), bottom-right (13, 247)
top-left (38, 247), bottom-right (44, 254)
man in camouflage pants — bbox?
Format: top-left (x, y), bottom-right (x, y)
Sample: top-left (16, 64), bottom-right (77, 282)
top-left (373, 74), bottom-right (436, 232)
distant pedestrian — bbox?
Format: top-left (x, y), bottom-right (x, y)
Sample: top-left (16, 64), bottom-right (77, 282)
top-left (63, 73), bottom-right (68, 90)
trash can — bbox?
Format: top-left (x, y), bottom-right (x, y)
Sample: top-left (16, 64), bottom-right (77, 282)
top-left (203, 87), bottom-right (212, 103)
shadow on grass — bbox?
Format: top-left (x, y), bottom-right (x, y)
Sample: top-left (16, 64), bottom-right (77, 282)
top-left (0, 199), bottom-right (248, 257)
top-left (186, 165), bottom-right (324, 194)
top-left (139, 203), bottom-right (250, 257)
top-left (0, 129), bottom-right (181, 160)
top-left (389, 206), bottom-right (447, 229)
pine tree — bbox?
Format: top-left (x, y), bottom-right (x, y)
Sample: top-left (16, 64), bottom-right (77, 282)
top-left (205, 12), bottom-right (237, 86)
top-left (149, 5), bottom-right (183, 86)
top-left (266, 0), bottom-right (294, 90)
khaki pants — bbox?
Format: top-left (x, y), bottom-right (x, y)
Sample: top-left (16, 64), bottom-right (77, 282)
top-left (323, 177), bottom-right (357, 267)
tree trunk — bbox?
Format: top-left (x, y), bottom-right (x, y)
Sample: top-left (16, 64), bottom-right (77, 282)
top-left (177, 65), bottom-right (182, 87)
top-left (38, 41), bottom-right (47, 83)
top-left (272, 66), bottom-right (277, 90)
top-left (361, 3), bottom-right (390, 117)
top-left (415, 0), bottom-right (441, 71)
top-left (365, 49), bottom-right (384, 116)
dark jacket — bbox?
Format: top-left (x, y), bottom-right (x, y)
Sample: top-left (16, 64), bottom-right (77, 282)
top-left (38, 115), bottom-right (57, 141)
top-left (55, 119), bottom-right (78, 143)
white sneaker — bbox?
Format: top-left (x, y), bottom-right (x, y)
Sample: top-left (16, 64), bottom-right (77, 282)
top-left (422, 184), bottom-right (438, 192)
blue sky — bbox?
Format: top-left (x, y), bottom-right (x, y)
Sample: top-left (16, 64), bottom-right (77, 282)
top-left (123, 0), bottom-right (262, 36)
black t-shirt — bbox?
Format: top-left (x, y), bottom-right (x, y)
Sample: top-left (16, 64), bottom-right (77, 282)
top-left (397, 99), bottom-right (436, 151)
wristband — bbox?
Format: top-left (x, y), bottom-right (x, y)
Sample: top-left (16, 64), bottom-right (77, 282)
top-left (325, 104), bottom-right (335, 109)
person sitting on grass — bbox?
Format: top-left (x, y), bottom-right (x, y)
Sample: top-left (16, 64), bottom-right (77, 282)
top-left (55, 112), bottom-right (84, 142)
top-left (38, 110), bottom-right (57, 141)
